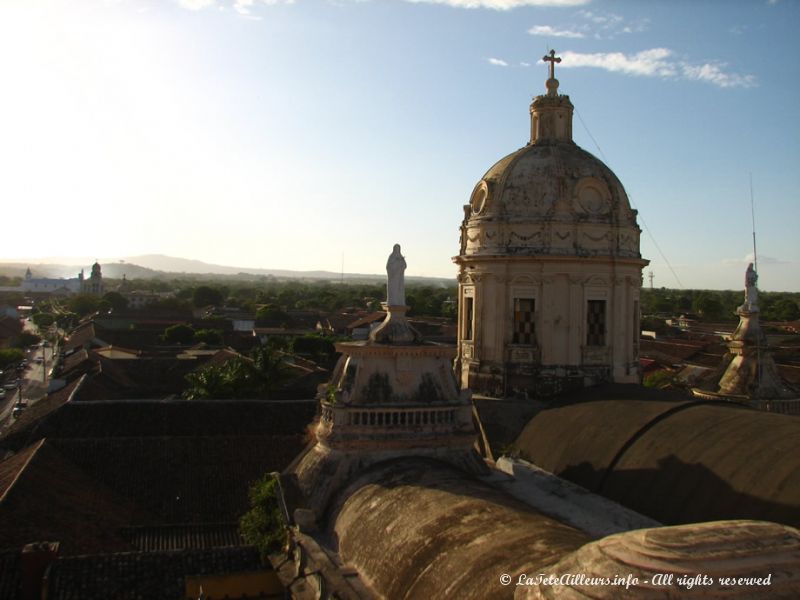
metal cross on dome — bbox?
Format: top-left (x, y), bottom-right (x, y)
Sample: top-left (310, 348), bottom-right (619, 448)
top-left (543, 49), bottom-right (561, 79)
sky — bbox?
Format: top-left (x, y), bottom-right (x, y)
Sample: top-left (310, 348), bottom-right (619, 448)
top-left (0, 0), bottom-right (798, 291)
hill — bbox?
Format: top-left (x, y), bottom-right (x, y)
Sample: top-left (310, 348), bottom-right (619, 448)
top-left (0, 255), bottom-right (455, 285)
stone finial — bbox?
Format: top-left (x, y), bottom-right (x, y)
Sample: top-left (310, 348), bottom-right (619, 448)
top-left (543, 50), bottom-right (561, 96)
top-left (530, 49), bottom-right (573, 144)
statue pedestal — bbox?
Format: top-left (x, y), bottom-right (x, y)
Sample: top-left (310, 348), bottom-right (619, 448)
top-left (369, 305), bottom-right (420, 345)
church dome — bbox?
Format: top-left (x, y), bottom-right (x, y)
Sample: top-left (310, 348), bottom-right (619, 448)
top-left (460, 69), bottom-right (641, 260)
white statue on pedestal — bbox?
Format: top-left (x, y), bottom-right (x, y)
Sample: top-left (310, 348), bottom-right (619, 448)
top-left (736, 263), bottom-right (758, 315)
top-left (386, 244), bottom-right (406, 306)
top-left (742, 262), bottom-right (759, 313)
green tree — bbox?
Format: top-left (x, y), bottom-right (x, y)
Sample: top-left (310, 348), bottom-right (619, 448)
top-left (162, 324), bottom-right (196, 345)
top-left (194, 328), bottom-right (223, 345)
top-left (640, 317), bottom-right (672, 336)
top-left (292, 334), bottom-right (336, 362)
top-left (56, 312), bottom-right (79, 330)
top-left (251, 345), bottom-right (291, 395)
top-left (148, 297), bottom-right (192, 314)
top-left (0, 348), bottom-right (25, 370)
top-left (693, 295), bottom-right (724, 320)
top-left (770, 298), bottom-right (800, 322)
top-left (32, 313), bottom-right (55, 329)
top-left (239, 475), bottom-right (287, 557)
top-left (102, 291), bottom-right (129, 312)
top-left (183, 363), bottom-right (230, 400)
top-left (644, 370), bottom-right (681, 389)
top-left (255, 304), bottom-right (293, 326)
top-left (67, 294), bottom-right (101, 317)
top-left (12, 332), bottom-right (41, 349)
top-left (183, 346), bottom-right (289, 400)
top-left (192, 285), bottom-right (225, 308)
top-left (441, 299), bottom-right (457, 319)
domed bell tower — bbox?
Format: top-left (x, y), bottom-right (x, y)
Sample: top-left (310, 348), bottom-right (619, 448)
top-left (454, 51), bottom-right (649, 398)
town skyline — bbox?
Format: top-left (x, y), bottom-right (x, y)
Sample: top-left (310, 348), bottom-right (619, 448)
top-left (1, 0), bottom-right (798, 291)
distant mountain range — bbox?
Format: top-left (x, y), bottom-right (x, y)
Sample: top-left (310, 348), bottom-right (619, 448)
top-left (0, 254), bottom-right (455, 285)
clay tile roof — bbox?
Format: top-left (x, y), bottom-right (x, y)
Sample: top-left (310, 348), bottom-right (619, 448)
top-left (4, 399), bottom-right (315, 441)
top-left (50, 434), bottom-right (307, 523)
top-left (63, 322), bottom-right (100, 352)
top-left (0, 439), bottom-right (150, 555)
top-left (0, 316), bottom-right (22, 340)
top-left (346, 312), bottom-right (386, 330)
top-left (640, 338), bottom-right (709, 363)
top-left (46, 546), bottom-right (264, 600)
top-left (0, 376), bottom-right (85, 450)
top-left (194, 348), bottom-right (245, 370)
top-left (60, 349), bottom-right (93, 374)
top-left (0, 441), bottom-right (42, 501)
top-left (121, 523), bottom-right (243, 552)
top-left (0, 548), bottom-right (21, 600)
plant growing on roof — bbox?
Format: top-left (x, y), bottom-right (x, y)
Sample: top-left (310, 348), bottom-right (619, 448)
top-left (239, 475), bottom-right (288, 558)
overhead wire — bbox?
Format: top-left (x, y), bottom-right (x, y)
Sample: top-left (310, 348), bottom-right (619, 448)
top-left (574, 107), bottom-right (684, 289)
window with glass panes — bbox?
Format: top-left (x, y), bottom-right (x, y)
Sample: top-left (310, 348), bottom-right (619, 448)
top-left (513, 298), bottom-right (536, 345)
top-left (586, 300), bottom-right (606, 346)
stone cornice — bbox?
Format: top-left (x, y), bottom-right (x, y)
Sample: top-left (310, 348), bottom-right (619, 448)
top-left (453, 254), bottom-right (650, 268)
top-left (335, 341), bottom-right (457, 359)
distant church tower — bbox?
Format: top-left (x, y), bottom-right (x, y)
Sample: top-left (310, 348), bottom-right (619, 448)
top-left (454, 51), bottom-right (649, 397)
top-left (81, 261), bottom-right (105, 296)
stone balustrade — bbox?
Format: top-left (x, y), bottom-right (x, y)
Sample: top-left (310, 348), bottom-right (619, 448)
top-left (320, 402), bottom-right (468, 429)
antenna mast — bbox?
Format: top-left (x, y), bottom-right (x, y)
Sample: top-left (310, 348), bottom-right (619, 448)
top-left (750, 173), bottom-right (758, 273)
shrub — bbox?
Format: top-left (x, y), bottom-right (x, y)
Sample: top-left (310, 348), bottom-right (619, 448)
top-left (239, 475), bottom-right (287, 557)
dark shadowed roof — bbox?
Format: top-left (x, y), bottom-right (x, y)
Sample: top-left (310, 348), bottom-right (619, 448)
top-left (1, 398), bottom-right (316, 452)
top-left (329, 458), bottom-right (589, 600)
top-left (0, 376), bottom-right (85, 457)
top-left (60, 349), bottom-right (92, 374)
top-left (0, 398), bottom-right (315, 556)
top-left (0, 440), bottom-right (150, 555)
top-left (0, 316), bottom-right (22, 342)
top-left (121, 523), bottom-right (243, 552)
top-left (513, 397), bottom-right (800, 528)
top-left (46, 546), bottom-right (264, 600)
top-left (63, 322), bottom-right (101, 352)
top-left (51, 434), bottom-right (306, 523)
top-left (0, 548), bottom-right (21, 600)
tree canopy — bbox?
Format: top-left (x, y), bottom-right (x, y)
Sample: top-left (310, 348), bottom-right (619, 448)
top-left (192, 285), bottom-right (226, 308)
top-left (183, 346), bottom-right (290, 400)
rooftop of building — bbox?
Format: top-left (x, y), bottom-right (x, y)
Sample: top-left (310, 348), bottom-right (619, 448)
top-left (511, 394), bottom-right (800, 528)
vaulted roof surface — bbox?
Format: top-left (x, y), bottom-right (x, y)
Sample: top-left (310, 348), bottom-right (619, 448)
top-left (513, 397), bottom-right (800, 528)
top-left (330, 458), bottom-right (590, 600)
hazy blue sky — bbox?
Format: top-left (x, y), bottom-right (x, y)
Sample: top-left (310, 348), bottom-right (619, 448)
top-left (1, 0), bottom-right (798, 290)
